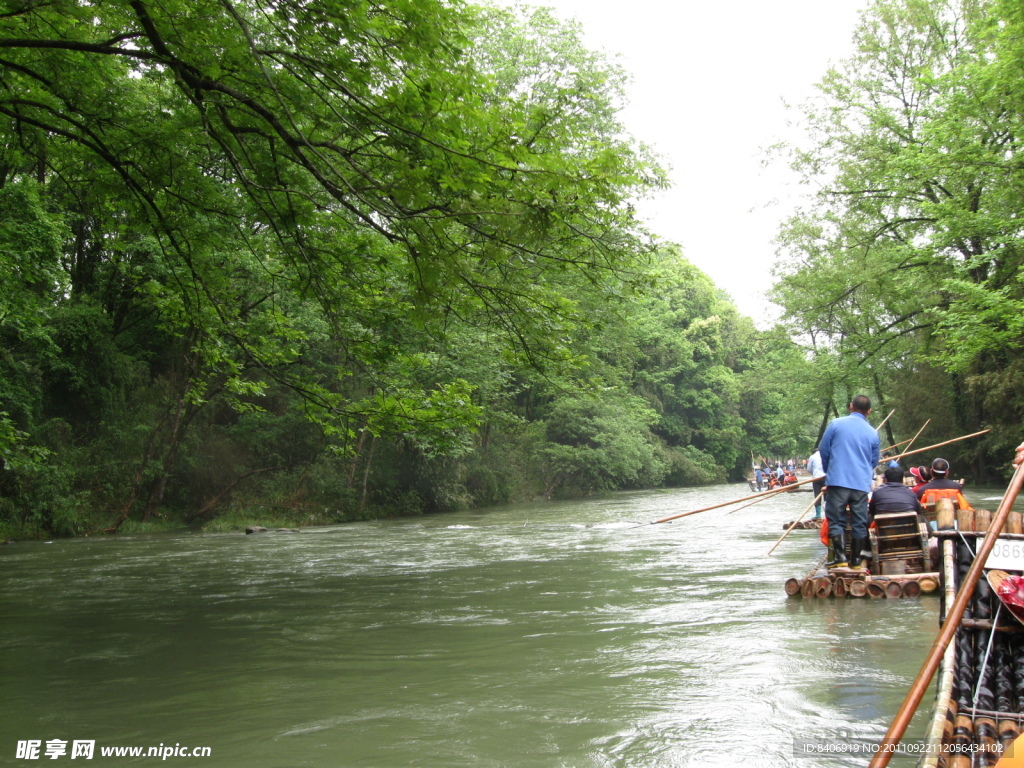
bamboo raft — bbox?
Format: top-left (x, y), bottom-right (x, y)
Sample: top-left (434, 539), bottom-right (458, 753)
top-left (786, 507), bottom-right (939, 599)
top-left (785, 569), bottom-right (940, 599)
top-left (781, 518), bottom-right (824, 530)
top-left (917, 505), bottom-right (1024, 766)
top-left (784, 500), bottom-right (1024, 602)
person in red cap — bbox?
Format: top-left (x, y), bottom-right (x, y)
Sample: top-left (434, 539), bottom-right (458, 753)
top-left (908, 465), bottom-right (931, 496)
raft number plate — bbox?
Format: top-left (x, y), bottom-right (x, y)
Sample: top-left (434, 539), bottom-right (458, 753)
top-left (978, 536), bottom-right (1024, 571)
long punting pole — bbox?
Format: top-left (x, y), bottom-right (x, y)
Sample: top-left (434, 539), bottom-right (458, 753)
top-left (875, 408), bottom-right (896, 433)
top-left (883, 429), bottom-right (991, 465)
top-left (766, 490), bottom-right (825, 555)
top-left (918, 537), bottom-right (959, 768)
top-left (725, 493), bottom-right (775, 516)
top-left (868, 457), bottom-right (1024, 768)
top-left (881, 436), bottom-right (916, 453)
top-left (904, 418), bottom-right (930, 450)
top-left (881, 419), bottom-right (930, 455)
top-left (634, 475), bottom-right (822, 527)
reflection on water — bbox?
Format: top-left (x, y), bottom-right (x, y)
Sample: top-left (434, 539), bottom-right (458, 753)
top-left (3, 484), bottom-right (1016, 766)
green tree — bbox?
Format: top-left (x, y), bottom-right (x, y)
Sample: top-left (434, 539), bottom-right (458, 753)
top-left (0, 0), bottom-right (671, 531)
top-left (769, 0), bottom-right (1024, 473)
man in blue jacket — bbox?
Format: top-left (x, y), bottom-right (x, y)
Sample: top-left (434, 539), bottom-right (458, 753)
top-left (819, 395), bottom-right (881, 570)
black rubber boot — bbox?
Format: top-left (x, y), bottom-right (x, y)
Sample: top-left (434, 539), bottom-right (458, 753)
top-left (826, 534), bottom-right (848, 569)
top-left (849, 536), bottom-right (872, 571)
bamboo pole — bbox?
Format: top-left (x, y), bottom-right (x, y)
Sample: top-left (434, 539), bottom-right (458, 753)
top-left (725, 493), bottom-right (775, 516)
top-left (920, 539), bottom-right (959, 768)
top-left (767, 491), bottom-right (825, 555)
top-left (880, 420), bottom-right (931, 457)
top-left (867, 456), bottom-right (1024, 767)
top-left (876, 408), bottom-right (896, 433)
top-left (882, 429), bottom-right (991, 465)
top-left (727, 478), bottom-right (807, 515)
top-left (881, 436), bottom-right (916, 453)
top-left (901, 419), bottom-right (931, 456)
top-left (632, 475), bottom-right (822, 528)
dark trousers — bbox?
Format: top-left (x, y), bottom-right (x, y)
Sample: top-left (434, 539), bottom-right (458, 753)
top-left (825, 485), bottom-right (869, 539)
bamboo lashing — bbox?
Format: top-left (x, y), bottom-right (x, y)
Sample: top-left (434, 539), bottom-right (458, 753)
top-left (633, 475), bottom-right (822, 527)
top-left (868, 455), bottom-right (1024, 767)
top-left (767, 490), bottom-right (825, 555)
top-left (882, 429), bottom-right (991, 465)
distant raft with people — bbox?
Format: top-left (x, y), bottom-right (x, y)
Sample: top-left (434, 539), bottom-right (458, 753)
top-left (747, 471), bottom-right (802, 494)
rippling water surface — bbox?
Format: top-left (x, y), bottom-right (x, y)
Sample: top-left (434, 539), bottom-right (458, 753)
top-left (4, 483), bottom-right (1004, 766)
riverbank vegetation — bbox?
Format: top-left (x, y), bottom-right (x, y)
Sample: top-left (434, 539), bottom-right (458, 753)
top-left (0, 0), bottom-right (812, 538)
top-left (1, 0), bottom-right (1021, 538)
top-left (771, 0), bottom-right (1024, 483)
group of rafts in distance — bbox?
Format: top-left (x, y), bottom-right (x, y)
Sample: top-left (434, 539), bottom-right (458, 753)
top-left (634, 420), bottom-right (1024, 766)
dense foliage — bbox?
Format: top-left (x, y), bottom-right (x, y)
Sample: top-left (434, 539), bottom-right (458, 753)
top-left (771, 0), bottom-right (1024, 480)
top-left (0, 0), bottom-right (809, 537)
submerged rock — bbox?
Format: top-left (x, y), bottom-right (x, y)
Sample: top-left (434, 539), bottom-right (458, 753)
top-left (245, 526), bottom-right (301, 534)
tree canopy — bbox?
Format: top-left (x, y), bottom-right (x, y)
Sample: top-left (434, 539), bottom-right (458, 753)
top-left (771, 0), bottom-right (1024, 473)
top-left (0, 0), bottom-right (816, 537)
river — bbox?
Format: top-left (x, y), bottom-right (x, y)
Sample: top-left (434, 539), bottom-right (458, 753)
top-left (5, 482), bottom-right (1009, 767)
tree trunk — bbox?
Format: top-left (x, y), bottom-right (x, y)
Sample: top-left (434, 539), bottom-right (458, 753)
top-left (815, 399), bottom-right (834, 447)
top-left (360, 435), bottom-right (376, 512)
top-left (347, 429), bottom-right (369, 488)
top-left (106, 408), bottom-right (174, 532)
top-left (108, 336), bottom-right (219, 531)
top-left (288, 437), bottom-right (325, 509)
top-left (543, 471), bottom-right (565, 498)
top-left (187, 467), bottom-right (279, 524)
top-left (141, 393), bottom-right (188, 522)
top-left (871, 372), bottom-right (898, 449)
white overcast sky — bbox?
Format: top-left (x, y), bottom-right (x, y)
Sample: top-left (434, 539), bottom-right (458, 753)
top-left (499, 0), bottom-right (872, 324)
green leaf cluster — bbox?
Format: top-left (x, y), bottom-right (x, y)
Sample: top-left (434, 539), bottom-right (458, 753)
top-left (771, 0), bottom-right (1024, 471)
top-left (0, 0), bottom-right (803, 533)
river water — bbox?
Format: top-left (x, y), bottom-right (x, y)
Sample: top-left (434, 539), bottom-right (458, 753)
top-left (5, 483), bottom-right (1009, 767)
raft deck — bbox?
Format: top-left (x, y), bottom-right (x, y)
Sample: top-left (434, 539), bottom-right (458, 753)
top-left (919, 525), bottom-right (1024, 766)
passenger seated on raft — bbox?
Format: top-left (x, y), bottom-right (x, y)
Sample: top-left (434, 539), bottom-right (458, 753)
top-left (869, 466), bottom-right (922, 517)
top-left (908, 465), bottom-right (931, 494)
top-left (915, 457), bottom-right (973, 511)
